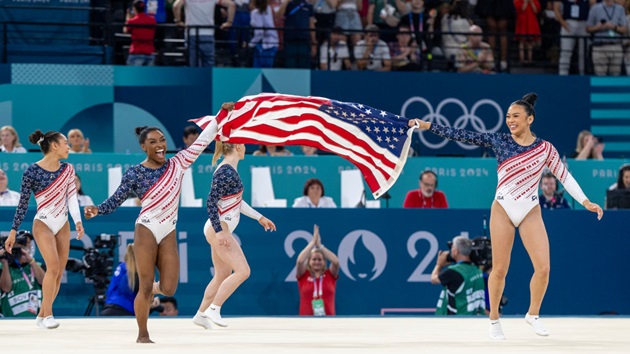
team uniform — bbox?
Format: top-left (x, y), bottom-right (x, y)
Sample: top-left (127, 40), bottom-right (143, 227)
top-left (11, 162), bottom-right (82, 234)
top-left (429, 124), bottom-right (587, 226)
top-left (97, 120), bottom-right (217, 243)
top-left (297, 269), bottom-right (337, 316)
top-left (204, 164), bottom-right (262, 235)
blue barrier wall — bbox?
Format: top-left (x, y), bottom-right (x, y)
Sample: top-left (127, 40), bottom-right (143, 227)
top-left (1, 208), bottom-right (627, 316)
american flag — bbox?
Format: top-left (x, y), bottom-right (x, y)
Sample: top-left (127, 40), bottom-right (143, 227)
top-left (192, 93), bottom-right (415, 198)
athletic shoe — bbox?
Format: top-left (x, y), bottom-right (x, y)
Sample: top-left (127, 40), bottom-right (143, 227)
top-left (192, 312), bottom-right (213, 330)
top-left (36, 317), bottom-right (45, 329)
top-left (525, 313), bottom-right (549, 336)
top-left (205, 306), bottom-right (228, 327)
top-left (42, 316), bottom-right (60, 329)
top-left (489, 320), bottom-right (506, 340)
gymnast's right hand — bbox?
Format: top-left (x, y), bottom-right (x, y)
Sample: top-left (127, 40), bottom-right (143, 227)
top-left (408, 119), bottom-right (431, 130)
top-left (216, 229), bottom-right (231, 248)
top-left (84, 206), bottom-right (99, 220)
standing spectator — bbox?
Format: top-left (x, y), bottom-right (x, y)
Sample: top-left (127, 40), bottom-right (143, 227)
top-left (0, 126), bottom-right (27, 153)
top-left (586, 0), bottom-right (628, 76)
top-left (431, 236), bottom-right (486, 316)
top-left (278, 0), bottom-right (317, 68)
top-left (67, 129), bottom-right (92, 154)
top-left (320, 26), bottom-right (352, 70)
top-left (476, 0), bottom-right (515, 71)
top-left (313, 0), bottom-right (338, 52)
top-left (228, 0), bottom-right (253, 64)
top-left (296, 225), bottom-right (339, 316)
top-left (514, 0), bottom-right (541, 65)
top-left (367, 0), bottom-right (399, 42)
top-left (249, 0), bottom-right (280, 68)
top-left (441, 0), bottom-right (472, 63)
top-left (74, 174), bottom-right (95, 207)
top-left (335, 0), bottom-right (363, 47)
top-left (0, 168), bottom-right (20, 206)
top-left (455, 24), bottom-right (495, 73)
top-left (173, 0), bottom-right (236, 67)
top-left (539, 172), bottom-right (570, 209)
top-left (354, 24), bottom-right (392, 70)
top-left (571, 130), bottom-right (604, 160)
top-left (293, 178), bottom-right (337, 208)
top-left (554, 0), bottom-right (594, 75)
top-left (124, 1), bottom-right (157, 66)
top-left (398, 0), bottom-right (433, 58)
top-left (402, 170), bottom-right (448, 208)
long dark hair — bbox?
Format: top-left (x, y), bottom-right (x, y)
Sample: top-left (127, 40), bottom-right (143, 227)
top-left (617, 164), bottom-right (630, 190)
top-left (28, 129), bottom-right (63, 154)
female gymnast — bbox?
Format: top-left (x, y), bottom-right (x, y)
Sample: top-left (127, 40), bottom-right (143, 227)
top-left (410, 93), bottom-right (603, 339)
top-left (192, 138), bottom-right (276, 329)
top-left (83, 114), bottom-right (220, 343)
top-left (4, 129), bottom-right (84, 329)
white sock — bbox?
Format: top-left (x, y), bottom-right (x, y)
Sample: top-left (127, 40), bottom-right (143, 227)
top-left (209, 304), bottom-right (221, 313)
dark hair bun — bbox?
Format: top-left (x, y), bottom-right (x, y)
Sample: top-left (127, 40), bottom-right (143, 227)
top-left (522, 93), bottom-right (538, 107)
top-left (28, 129), bottom-right (45, 144)
top-left (135, 126), bottom-right (149, 136)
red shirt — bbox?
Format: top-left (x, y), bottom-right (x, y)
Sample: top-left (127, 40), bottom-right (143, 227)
top-left (402, 190), bottom-right (449, 208)
top-left (126, 13), bottom-right (156, 55)
top-left (297, 269), bottom-right (337, 316)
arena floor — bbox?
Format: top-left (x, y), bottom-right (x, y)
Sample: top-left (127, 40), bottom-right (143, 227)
top-left (2, 316), bottom-right (629, 353)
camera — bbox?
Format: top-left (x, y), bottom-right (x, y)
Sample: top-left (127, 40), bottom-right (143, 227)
top-left (0, 230), bottom-right (34, 265)
top-left (446, 236), bottom-right (492, 266)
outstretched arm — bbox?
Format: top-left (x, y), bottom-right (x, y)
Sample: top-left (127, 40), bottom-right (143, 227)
top-left (408, 119), bottom-right (494, 148)
top-left (89, 170), bottom-right (135, 218)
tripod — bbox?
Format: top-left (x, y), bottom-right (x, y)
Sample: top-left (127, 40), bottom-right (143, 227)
top-left (84, 289), bottom-right (106, 316)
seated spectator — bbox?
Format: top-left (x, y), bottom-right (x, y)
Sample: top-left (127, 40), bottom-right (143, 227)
top-left (181, 126), bottom-right (200, 151)
top-left (572, 130), bottom-right (604, 160)
top-left (403, 170), bottom-right (448, 208)
top-left (0, 168), bottom-right (20, 206)
top-left (249, 0), bottom-right (280, 68)
top-left (101, 244), bottom-right (137, 316)
top-left (0, 231), bottom-right (44, 317)
top-left (124, 0), bottom-right (157, 66)
top-left (253, 145), bottom-right (293, 156)
top-left (296, 225), bottom-right (339, 316)
top-left (606, 164), bottom-right (630, 209)
top-left (293, 178), bottom-right (337, 208)
top-left (354, 24), bottom-right (392, 71)
top-left (68, 129), bottom-right (92, 153)
top-left (614, 164), bottom-right (630, 190)
top-left (319, 26), bottom-right (352, 71)
top-left (156, 296), bottom-right (179, 316)
top-left (539, 172), bottom-right (570, 209)
top-left (0, 126), bottom-right (27, 153)
top-left (74, 174), bottom-right (95, 207)
top-left (455, 25), bottom-right (495, 73)
top-left (389, 26), bottom-right (422, 71)
top-left (301, 145), bottom-right (318, 156)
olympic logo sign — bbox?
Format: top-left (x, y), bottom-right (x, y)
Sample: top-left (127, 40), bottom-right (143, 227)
top-left (401, 97), bottom-right (504, 150)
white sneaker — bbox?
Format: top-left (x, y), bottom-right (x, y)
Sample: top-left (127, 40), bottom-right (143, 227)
top-left (205, 306), bottom-right (227, 327)
top-left (42, 316), bottom-right (60, 329)
top-left (36, 317), bottom-right (45, 329)
top-left (489, 320), bottom-right (506, 340)
top-left (525, 313), bottom-right (549, 336)
top-left (192, 312), bottom-right (213, 330)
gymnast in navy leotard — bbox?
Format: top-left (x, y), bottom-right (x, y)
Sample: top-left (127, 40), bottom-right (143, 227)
top-left (191, 138), bottom-right (276, 330)
top-left (4, 129), bottom-right (84, 330)
top-left (411, 93), bottom-right (603, 340)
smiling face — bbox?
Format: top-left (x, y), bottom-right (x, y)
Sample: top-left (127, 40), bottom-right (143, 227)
top-left (506, 104), bottom-right (533, 136)
top-left (308, 250), bottom-right (326, 273)
top-left (141, 130), bottom-right (167, 164)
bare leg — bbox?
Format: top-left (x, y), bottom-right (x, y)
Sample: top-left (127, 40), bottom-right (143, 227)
top-left (154, 232), bottom-right (179, 297)
top-left (208, 233), bottom-right (250, 306)
top-left (132, 225), bottom-right (159, 343)
top-left (517, 206), bottom-right (550, 316)
top-left (198, 246), bottom-right (231, 312)
top-left (488, 201), bottom-right (516, 321)
top-left (51, 222), bottom-right (70, 303)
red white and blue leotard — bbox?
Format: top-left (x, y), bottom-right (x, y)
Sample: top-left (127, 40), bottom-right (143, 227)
top-left (429, 124), bottom-right (587, 226)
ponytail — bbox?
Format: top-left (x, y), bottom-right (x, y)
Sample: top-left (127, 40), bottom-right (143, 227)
top-left (212, 141), bottom-right (236, 166)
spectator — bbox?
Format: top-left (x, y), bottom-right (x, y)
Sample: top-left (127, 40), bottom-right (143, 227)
top-left (252, 145), bottom-right (293, 156)
top-left (157, 296), bottom-right (178, 316)
top-left (402, 170), bottom-right (448, 208)
top-left (0, 168), bottom-right (20, 206)
top-left (354, 24), bottom-right (392, 70)
top-left (124, 0), bottom-right (157, 66)
top-left (296, 225), bottom-right (339, 316)
top-left (455, 24), bottom-right (495, 73)
top-left (67, 129), bottom-right (92, 154)
top-left (293, 178), bottom-right (337, 208)
top-left (278, 0), bottom-right (317, 68)
top-left (0, 231), bottom-right (45, 317)
top-left (440, 0), bottom-right (472, 63)
top-left (367, 0), bottom-right (400, 42)
top-left (614, 164), bottom-right (630, 190)
top-left (430, 235), bottom-right (485, 315)
top-left (249, 0), bottom-right (280, 68)
top-left (228, 0), bottom-right (252, 64)
top-left (389, 26), bottom-right (422, 71)
top-left (74, 174), bottom-right (94, 207)
top-left (0, 126), bottom-right (27, 153)
top-left (320, 26), bottom-right (352, 70)
top-left (335, 0), bottom-right (363, 47)
top-left (173, 0), bottom-right (235, 67)
top-left (398, 0), bottom-right (434, 61)
top-left (554, 0), bottom-right (594, 75)
top-left (605, 164), bottom-right (630, 209)
top-left (301, 145), bottom-right (319, 155)
top-left (539, 172), bottom-right (570, 209)
top-left (571, 130), bottom-right (604, 160)
top-left (514, 0), bottom-right (541, 66)
top-left (313, 0), bottom-right (337, 52)
top-left (586, 0), bottom-right (628, 76)
top-left (475, 0), bottom-right (515, 71)
top-left (101, 244), bottom-right (138, 316)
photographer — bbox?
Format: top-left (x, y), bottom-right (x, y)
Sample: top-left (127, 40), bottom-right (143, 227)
top-left (431, 236), bottom-right (485, 316)
top-left (0, 232), bottom-right (45, 317)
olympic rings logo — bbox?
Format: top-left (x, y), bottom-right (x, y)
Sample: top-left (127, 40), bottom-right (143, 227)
top-left (401, 97), bottom-right (504, 150)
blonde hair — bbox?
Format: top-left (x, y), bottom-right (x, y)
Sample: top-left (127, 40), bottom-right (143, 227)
top-left (211, 141), bottom-right (237, 166)
top-left (1, 125), bottom-right (22, 148)
top-left (125, 243), bottom-right (137, 291)
top-left (306, 249), bottom-right (328, 274)
top-left (575, 130), bottom-right (598, 158)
